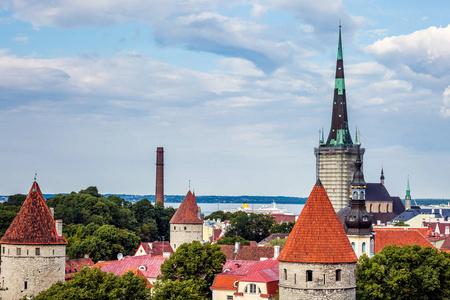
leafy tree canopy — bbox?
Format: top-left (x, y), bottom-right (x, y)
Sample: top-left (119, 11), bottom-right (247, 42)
top-left (29, 267), bottom-right (151, 300)
top-left (266, 237), bottom-right (288, 247)
top-left (270, 222), bottom-right (295, 234)
top-left (225, 212), bottom-right (275, 242)
top-left (216, 236), bottom-right (250, 246)
top-left (152, 278), bottom-right (208, 300)
top-left (157, 241), bottom-right (226, 298)
top-left (357, 245), bottom-right (450, 300)
top-left (393, 221), bottom-right (410, 226)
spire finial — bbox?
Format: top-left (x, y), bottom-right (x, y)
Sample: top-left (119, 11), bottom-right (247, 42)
top-left (339, 20), bottom-right (341, 28)
top-left (34, 171), bottom-right (37, 182)
top-left (357, 130), bottom-right (361, 145)
top-left (189, 180), bottom-right (191, 191)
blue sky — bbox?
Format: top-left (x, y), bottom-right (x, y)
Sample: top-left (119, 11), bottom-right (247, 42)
top-left (1, 0), bottom-right (449, 199)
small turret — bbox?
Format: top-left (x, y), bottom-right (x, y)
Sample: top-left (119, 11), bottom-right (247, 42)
top-left (405, 176), bottom-right (412, 210)
top-left (380, 167), bottom-right (385, 185)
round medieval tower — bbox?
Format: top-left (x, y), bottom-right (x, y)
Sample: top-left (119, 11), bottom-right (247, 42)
top-left (278, 179), bottom-right (358, 300)
top-left (169, 190), bottom-right (203, 250)
top-left (0, 181), bottom-right (67, 300)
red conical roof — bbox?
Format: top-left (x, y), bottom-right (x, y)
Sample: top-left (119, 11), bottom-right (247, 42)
top-left (0, 181), bottom-right (67, 245)
top-left (278, 179), bottom-right (357, 263)
top-left (170, 190), bottom-right (203, 224)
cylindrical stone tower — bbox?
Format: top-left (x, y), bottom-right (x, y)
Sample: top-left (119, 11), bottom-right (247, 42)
top-left (155, 147), bottom-right (164, 206)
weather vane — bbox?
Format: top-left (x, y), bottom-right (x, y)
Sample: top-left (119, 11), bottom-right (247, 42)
top-left (34, 171), bottom-right (37, 182)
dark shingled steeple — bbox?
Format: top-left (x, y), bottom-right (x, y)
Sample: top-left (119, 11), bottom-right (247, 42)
top-left (325, 24), bottom-right (353, 146)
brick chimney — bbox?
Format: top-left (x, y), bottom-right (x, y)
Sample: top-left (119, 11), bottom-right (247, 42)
top-left (155, 147), bottom-right (164, 206)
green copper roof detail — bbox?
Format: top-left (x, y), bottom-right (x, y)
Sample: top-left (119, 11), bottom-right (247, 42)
top-left (337, 129), bottom-right (345, 145)
top-left (355, 128), bottom-right (358, 144)
top-left (335, 78), bottom-right (345, 95)
top-left (405, 177), bottom-right (411, 200)
top-left (337, 26), bottom-right (343, 60)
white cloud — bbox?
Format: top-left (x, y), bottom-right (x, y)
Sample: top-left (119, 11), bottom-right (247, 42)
top-left (251, 3), bottom-right (267, 18)
top-left (365, 25), bottom-right (450, 78)
top-left (441, 86), bottom-right (450, 117)
top-left (12, 35), bottom-right (28, 43)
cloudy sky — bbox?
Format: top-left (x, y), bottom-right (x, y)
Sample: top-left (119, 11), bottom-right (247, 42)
top-left (1, 0), bottom-right (449, 199)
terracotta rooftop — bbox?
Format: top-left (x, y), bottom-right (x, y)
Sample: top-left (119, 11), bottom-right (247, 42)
top-left (99, 256), bottom-right (168, 279)
top-left (373, 228), bottom-right (434, 253)
top-left (271, 214), bottom-right (296, 225)
top-left (123, 268), bottom-right (153, 288)
top-left (170, 191), bottom-right (203, 224)
top-left (133, 241), bottom-right (173, 257)
top-left (65, 256), bottom-right (94, 281)
top-left (0, 181), bottom-right (67, 245)
top-left (257, 233), bottom-right (289, 246)
top-left (219, 245), bottom-right (279, 261)
top-left (278, 179), bottom-right (357, 263)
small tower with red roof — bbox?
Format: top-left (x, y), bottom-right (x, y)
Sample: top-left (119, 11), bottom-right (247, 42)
top-left (278, 179), bottom-right (357, 299)
top-left (169, 190), bottom-right (203, 250)
top-left (0, 181), bottom-right (67, 300)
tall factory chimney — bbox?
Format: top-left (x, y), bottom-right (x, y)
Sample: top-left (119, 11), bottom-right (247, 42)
top-left (155, 147), bottom-right (164, 206)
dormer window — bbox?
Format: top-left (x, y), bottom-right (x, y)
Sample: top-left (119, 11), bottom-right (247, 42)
top-left (138, 265), bottom-right (146, 271)
top-left (35, 248), bottom-right (40, 256)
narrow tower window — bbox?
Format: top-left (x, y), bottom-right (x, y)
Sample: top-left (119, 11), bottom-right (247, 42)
top-left (16, 248), bottom-right (21, 255)
top-left (351, 242), bottom-right (355, 250)
top-left (24, 281), bottom-right (28, 290)
top-left (362, 242), bottom-right (366, 253)
top-left (336, 269), bottom-right (342, 281)
top-left (35, 248), bottom-right (40, 256)
top-left (306, 270), bottom-right (313, 282)
top-left (284, 269), bottom-right (287, 280)
top-left (294, 273), bottom-right (297, 284)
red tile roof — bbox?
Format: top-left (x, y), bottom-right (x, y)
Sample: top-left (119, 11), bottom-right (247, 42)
top-left (99, 255), bottom-right (168, 279)
top-left (133, 241), bottom-right (173, 257)
top-left (278, 180), bottom-right (357, 263)
top-left (123, 268), bottom-right (153, 288)
top-left (373, 228), bottom-right (434, 253)
top-left (65, 257), bottom-right (94, 280)
top-left (169, 191), bottom-right (203, 224)
top-left (219, 245), bottom-right (279, 261)
top-left (0, 181), bottom-right (67, 245)
top-left (210, 275), bottom-right (241, 290)
top-left (92, 260), bottom-right (117, 269)
top-left (271, 214), bottom-right (296, 224)
top-left (240, 267), bottom-right (278, 283)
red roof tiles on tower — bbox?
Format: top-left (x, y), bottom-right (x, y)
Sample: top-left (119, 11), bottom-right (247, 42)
top-left (278, 179), bottom-right (357, 263)
top-left (0, 181), bottom-right (67, 245)
top-left (170, 190), bottom-right (203, 224)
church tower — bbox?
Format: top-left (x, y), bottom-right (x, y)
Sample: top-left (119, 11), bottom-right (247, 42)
top-left (0, 181), bottom-right (67, 300)
top-left (314, 24), bottom-right (363, 212)
top-left (278, 179), bottom-right (357, 300)
top-left (339, 144), bottom-right (373, 258)
top-left (169, 190), bottom-right (203, 250)
top-left (405, 177), bottom-right (412, 210)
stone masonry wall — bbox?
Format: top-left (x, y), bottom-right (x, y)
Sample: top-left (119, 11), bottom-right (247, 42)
top-left (279, 261), bottom-right (356, 300)
top-left (1, 244), bottom-right (65, 300)
top-left (170, 223), bottom-right (203, 250)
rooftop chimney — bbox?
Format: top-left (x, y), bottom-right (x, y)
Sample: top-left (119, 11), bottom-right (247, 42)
top-left (155, 147), bottom-right (164, 206)
top-left (274, 245), bottom-right (280, 259)
top-left (234, 242), bottom-right (240, 254)
top-left (56, 219), bottom-right (63, 237)
top-left (50, 207), bottom-right (54, 219)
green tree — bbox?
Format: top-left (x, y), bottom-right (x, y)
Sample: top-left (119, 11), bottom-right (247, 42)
top-left (393, 221), bottom-right (410, 227)
top-left (270, 222), bottom-right (295, 234)
top-left (79, 186), bottom-right (101, 197)
top-left (357, 245), bottom-right (450, 300)
top-left (6, 194), bottom-right (26, 206)
top-left (152, 278), bottom-right (208, 300)
top-left (266, 237), bottom-right (288, 247)
top-left (30, 267), bottom-right (150, 300)
top-left (225, 212), bottom-right (275, 242)
top-left (216, 236), bottom-right (250, 246)
top-left (158, 241), bottom-right (226, 298)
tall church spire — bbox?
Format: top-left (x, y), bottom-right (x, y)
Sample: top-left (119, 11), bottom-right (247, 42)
top-left (325, 24), bottom-right (353, 146)
top-left (405, 176), bottom-right (411, 210)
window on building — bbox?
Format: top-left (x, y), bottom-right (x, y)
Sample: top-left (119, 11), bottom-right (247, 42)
top-left (336, 269), bottom-right (342, 282)
top-left (351, 242), bottom-right (355, 250)
top-left (360, 191), bottom-right (364, 200)
top-left (244, 284), bottom-right (259, 294)
top-left (2, 247), bottom-right (4, 254)
top-left (53, 249), bottom-right (55, 255)
top-left (378, 204), bottom-right (382, 212)
top-left (323, 274), bottom-right (326, 284)
top-left (369, 204), bottom-right (372, 212)
top-left (184, 226), bottom-right (187, 230)
top-left (174, 226), bottom-right (176, 230)
top-left (35, 248), bottom-right (40, 256)
top-left (284, 269), bottom-right (287, 280)
top-left (16, 248), bottom-right (21, 255)
top-left (24, 281), bottom-right (28, 290)
top-left (362, 242), bottom-right (366, 253)
top-left (306, 270), bottom-right (313, 282)
top-left (227, 296), bottom-right (233, 300)
top-left (27, 250), bottom-right (29, 255)
top-left (294, 273), bottom-right (297, 284)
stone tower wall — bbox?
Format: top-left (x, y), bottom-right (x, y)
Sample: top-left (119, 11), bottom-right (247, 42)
top-left (314, 147), bottom-right (364, 212)
top-left (1, 244), bottom-right (66, 300)
top-left (170, 223), bottom-right (203, 250)
top-left (279, 261), bottom-right (356, 300)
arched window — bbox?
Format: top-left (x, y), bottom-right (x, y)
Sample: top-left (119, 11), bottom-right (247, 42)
top-left (360, 191), bottom-right (364, 200)
top-left (362, 242), bottom-right (366, 253)
top-left (306, 270), bottom-right (313, 282)
top-left (336, 269), bottom-right (342, 281)
top-left (387, 204), bottom-right (390, 212)
top-left (284, 269), bottom-right (287, 280)
top-left (378, 204), bottom-right (382, 213)
top-left (351, 242), bottom-right (355, 250)
top-left (353, 191), bottom-right (358, 199)
top-left (244, 284), bottom-right (260, 294)
top-left (369, 204), bottom-right (372, 212)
